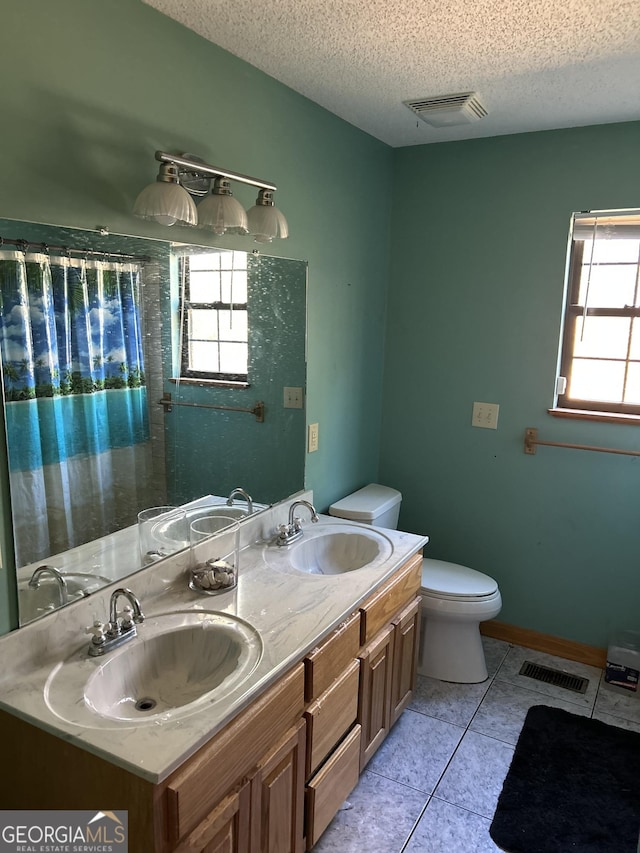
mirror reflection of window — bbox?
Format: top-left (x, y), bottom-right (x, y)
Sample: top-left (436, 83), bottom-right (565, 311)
top-left (179, 251), bottom-right (249, 384)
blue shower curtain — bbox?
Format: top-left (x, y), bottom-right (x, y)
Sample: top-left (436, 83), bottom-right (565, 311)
top-left (0, 250), bottom-right (153, 566)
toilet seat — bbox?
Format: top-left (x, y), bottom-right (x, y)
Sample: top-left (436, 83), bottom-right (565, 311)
top-left (421, 558), bottom-right (498, 601)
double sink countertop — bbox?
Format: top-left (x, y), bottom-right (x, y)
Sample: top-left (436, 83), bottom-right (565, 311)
top-left (0, 493), bottom-right (428, 783)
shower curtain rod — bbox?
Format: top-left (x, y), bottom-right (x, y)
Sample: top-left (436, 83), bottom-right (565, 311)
top-left (524, 427), bottom-right (640, 457)
top-left (0, 236), bottom-right (150, 264)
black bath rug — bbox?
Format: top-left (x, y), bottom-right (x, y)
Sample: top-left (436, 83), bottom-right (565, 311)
top-left (489, 704), bottom-right (640, 853)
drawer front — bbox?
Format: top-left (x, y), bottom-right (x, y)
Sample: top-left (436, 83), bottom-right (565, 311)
top-left (305, 724), bottom-right (362, 849)
top-left (304, 659), bottom-right (360, 778)
top-left (165, 663), bottom-right (305, 845)
top-left (359, 552), bottom-right (422, 645)
top-left (304, 611), bottom-right (361, 702)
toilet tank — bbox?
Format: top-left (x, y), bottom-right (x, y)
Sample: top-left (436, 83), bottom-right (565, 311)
top-left (329, 484), bottom-right (402, 529)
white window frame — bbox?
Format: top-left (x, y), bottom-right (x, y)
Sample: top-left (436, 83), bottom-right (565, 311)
top-left (179, 251), bottom-right (249, 385)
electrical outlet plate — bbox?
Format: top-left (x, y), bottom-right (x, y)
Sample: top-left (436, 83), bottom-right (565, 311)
top-left (472, 401), bottom-right (499, 429)
top-left (308, 423), bottom-right (319, 453)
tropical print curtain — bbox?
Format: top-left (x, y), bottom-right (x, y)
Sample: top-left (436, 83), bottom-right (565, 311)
top-left (0, 250), bottom-right (154, 566)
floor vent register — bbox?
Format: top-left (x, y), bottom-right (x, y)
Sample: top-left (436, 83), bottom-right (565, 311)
top-left (519, 660), bottom-right (589, 694)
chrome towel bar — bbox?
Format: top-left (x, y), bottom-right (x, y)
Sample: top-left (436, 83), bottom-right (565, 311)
top-left (159, 393), bottom-right (264, 422)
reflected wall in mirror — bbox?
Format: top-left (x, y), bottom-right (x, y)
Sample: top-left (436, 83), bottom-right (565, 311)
top-left (0, 219), bottom-right (307, 625)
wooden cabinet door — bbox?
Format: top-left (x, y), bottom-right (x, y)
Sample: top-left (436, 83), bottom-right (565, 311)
top-left (250, 719), bottom-right (306, 853)
top-left (390, 597), bottom-right (421, 726)
top-left (358, 623), bottom-right (394, 770)
top-left (173, 781), bottom-right (251, 853)
top-left (165, 665), bottom-right (304, 847)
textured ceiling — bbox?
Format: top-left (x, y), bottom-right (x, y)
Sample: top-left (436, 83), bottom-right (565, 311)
top-left (143, 0), bottom-right (640, 147)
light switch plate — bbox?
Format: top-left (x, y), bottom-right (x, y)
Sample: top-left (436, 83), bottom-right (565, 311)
top-left (472, 401), bottom-right (499, 429)
top-left (284, 386), bottom-right (303, 408)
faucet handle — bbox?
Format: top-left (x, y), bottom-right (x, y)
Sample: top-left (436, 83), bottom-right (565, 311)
top-left (86, 621), bottom-right (107, 646)
top-left (118, 605), bottom-right (135, 630)
top-left (277, 522), bottom-right (294, 545)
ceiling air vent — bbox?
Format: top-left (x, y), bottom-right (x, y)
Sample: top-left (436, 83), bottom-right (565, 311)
top-left (404, 92), bottom-right (487, 128)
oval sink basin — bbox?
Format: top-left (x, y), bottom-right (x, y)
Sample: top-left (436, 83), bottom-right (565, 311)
top-left (45, 611), bottom-right (263, 727)
top-left (265, 523), bottom-right (394, 575)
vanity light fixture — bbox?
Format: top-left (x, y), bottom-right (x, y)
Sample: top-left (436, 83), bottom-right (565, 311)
top-left (247, 189), bottom-right (289, 243)
top-left (133, 151), bottom-right (288, 241)
top-left (133, 161), bottom-right (198, 227)
top-left (198, 177), bottom-right (248, 236)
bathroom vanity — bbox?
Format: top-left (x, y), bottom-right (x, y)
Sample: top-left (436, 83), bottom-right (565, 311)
top-left (0, 495), bottom-right (426, 852)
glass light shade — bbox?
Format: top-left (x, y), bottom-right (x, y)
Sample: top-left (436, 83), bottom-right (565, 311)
top-left (198, 193), bottom-right (248, 236)
top-left (133, 181), bottom-right (198, 227)
top-left (246, 203), bottom-right (289, 243)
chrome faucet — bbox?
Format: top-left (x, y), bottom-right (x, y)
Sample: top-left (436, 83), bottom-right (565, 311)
top-left (109, 588), bottom-right (144, 632)
top-left (28, 565), bottom-right (68, 606)
top-left (277, 500), bottom-right (319, 546)
top-left (86, 588), bottom-right (144, 657)
top-left (226, 487), bottom-right (253, 515)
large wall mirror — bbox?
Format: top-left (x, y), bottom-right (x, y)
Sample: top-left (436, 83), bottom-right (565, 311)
top-left (0, 218), bottom-right (307, 625)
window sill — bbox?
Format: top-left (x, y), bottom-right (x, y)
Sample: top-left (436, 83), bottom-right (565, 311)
top-left (548, 407), bottom-right (640, 426)
top-left (170, 377), bottom-right (250, 389)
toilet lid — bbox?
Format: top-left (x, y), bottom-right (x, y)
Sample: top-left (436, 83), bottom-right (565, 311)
top-left (421, 558), bottom-right (498, 599)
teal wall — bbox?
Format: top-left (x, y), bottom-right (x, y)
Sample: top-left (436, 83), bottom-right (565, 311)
top-left (0, 0), bottom-right (636, 649)
top-left (381, 122), bottom-right (640, 649)
top-left (0, 0), bottom-right (392, 633)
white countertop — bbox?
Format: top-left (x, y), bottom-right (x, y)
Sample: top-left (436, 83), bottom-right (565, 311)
top-left (0, 495), bottom-right (428, 784)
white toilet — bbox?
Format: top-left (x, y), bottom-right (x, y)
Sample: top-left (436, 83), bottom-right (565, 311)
top-left (329, 483), bottom-right (502, 684)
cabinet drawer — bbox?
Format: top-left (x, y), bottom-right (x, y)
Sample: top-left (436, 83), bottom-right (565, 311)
top-left (304, 659), bottom-right (359, 778)
top-left (164, 663), bottom-right (305, 845)
top-left (304, 611), bottom-right (361, 702)
top-left (359, 552), bottom-right (422, 645)
top-left (305, 724), bottom-right (362, 849)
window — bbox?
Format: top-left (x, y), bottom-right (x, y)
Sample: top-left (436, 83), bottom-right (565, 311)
top-left (180, 250), bottom-right (249, 383)
top-left (556, 211), bottom-right (640, 416)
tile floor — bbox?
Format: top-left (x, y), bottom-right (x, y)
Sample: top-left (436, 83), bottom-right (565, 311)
top-left (312, 637), bottom-right (640, 852)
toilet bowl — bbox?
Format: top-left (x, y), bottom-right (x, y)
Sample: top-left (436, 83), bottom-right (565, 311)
top-left (419, 558), bottom-right (502, 683)
top-left (329, 484), bottom-right (503, 685)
